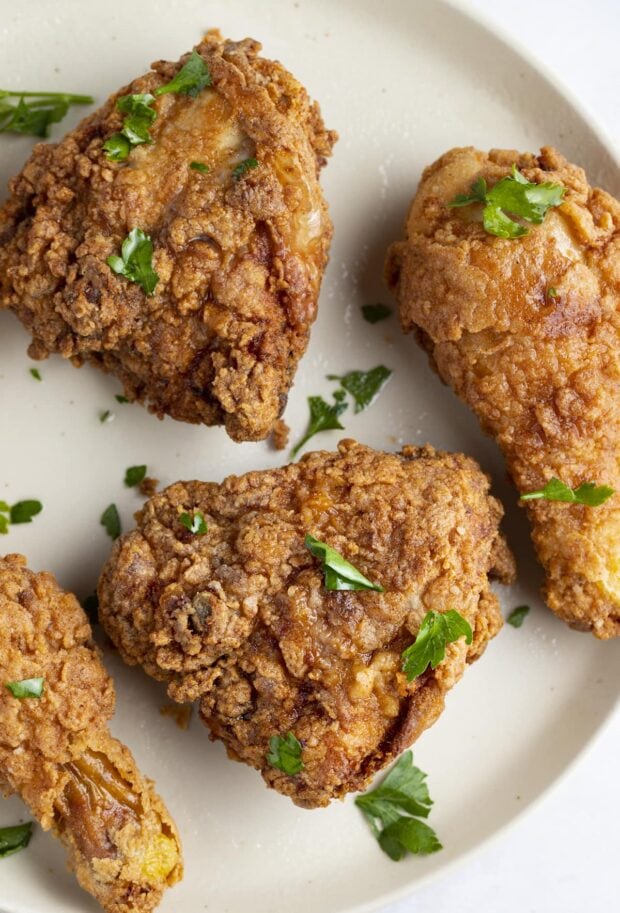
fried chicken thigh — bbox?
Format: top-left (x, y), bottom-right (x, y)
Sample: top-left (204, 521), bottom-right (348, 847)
top-left (98, 440), bottom-right (514, 809)
top-left (0, 554), bottom-right (182, 913)
top-left (386, 146), bottom-right (620, 638)
top-left (0, 32), bottom-right (336, 441)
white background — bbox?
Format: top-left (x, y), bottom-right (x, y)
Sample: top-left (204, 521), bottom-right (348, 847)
top-left (383, 1), bottom-right (619, 912)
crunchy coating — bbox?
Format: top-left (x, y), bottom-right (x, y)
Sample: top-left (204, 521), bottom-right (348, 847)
top-left (0, 554), bottom-right (182, 913)
top-left (386, 146), bottom-right (620, 639)
top-left (98, 440), bottom-right (514, 809)
top-left (0, 32), bottom-right (336, 441)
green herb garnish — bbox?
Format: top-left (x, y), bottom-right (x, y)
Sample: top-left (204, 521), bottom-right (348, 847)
top-left (124, 465), bottom-right (147, 488)
top-left (355, 751), bottom-right (442, 861)
top-left (232, 157), bottom-right (258, 181)
top-left (189, 161), bottom-right (210, 173)
top-left (103, 93), bottom-right (157, 161)
top-left (361, 303), bottom-right (392, 324)
top-left (520, 478), bottom-right (614, 506)
top-left (99, 409), bottom-right (115, 424)
top-left (266, 732), bottom-right (304, 775)
top-left (449, 165), bottom-right (565, 238)
top-left (9, 500), bottom-right (43, 525)
top-left (0, 90), bottom-right (93, 138)
top-left (155, 51), bottom-right (212, 98)
top-left (179, 510), bottom-right (208, 535)
top-left (107, 228), bottom-right (159, 296)
top-left (115, 394), bottom-right (129, 404)
top-left (507, 605), bottom-right (530, 628)
top-left (290, 393), bottom-right (348, 459)
top-left (100, 504), bottom-right (121, 540)
top-left (547, 287), bottom-right (559, 299)
top-left (0, 822), bottom-right (34, 859)
top-left (305, 533), bottom-right (384, 592)
top-left (5, 677), bottom-right (44, 699)
top-left (29, 368), bottom-right (42, 381)
top-left (327, 366), bottom-right (392, 414)
top-left (401, 610), bottom-right (472, 681)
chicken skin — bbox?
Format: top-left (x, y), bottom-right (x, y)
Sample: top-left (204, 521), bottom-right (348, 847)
top-left (0, 32), bottom-right (336, 441)
top-left (98, 440), bottom-right (514, 809)
top-left (386, 146), bottom-right (620, 639)
top-left (0, 554), bottom-right (182, 913)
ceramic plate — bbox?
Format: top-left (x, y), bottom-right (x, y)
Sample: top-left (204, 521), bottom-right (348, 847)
top-left (1, 1), bottom-right (618, 911)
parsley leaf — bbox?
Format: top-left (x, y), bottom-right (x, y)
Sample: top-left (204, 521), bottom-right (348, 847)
top-left (327, 366), bottom-right (392, 414)
top-left (99, 409), bottom-right (115, 424)
top-left (507, 605), bottom-right (530, 628)
top-left (103, 93), bottom-right (157, 161)
top-left (5, 677), bottom-right (44, 699)
top-left (115, 394), bottom-right (129, 404)
top-left (266, 732), bottom-right (304, 775)
top-left (10, 500), bottom-right (43, 525)
top-left (124, 465), bottom-right (147, 488)
top-left (355, 752), bottom-right (442, 861)
top-left (361, 303), bottom-right (392, 324)
top-left (100, 504), bottom-right (121, 540)
top-left (179, 510), bottom-right (208, 535)
top-left (155, 51), bottom-right (212, 98)
top-left (401, 610), bottom-right (472, 680)
top-left (547, 287), bottom-right (559, 299)
top-left (0, 822), bottom-right (34, 859)
top-left (449, 165), bottom-right (565, 238)
top-left (103, 133), bottom-right (131, 161)
top-left (290, 393), bottom-right (348, 458)
top-left (232, 158), bottom-right (258, 181)
top-left (190, 161), bottom-right (210, 173)
top-left (305, 533), bottom-right (384, 592)
top-left (29, 367), bottom-right (42, 381)
top-left (520, 478), bottom-right (614, 506)
top-left (0, 90), bottom-right (93, 138)
top-left (107, 228), bottom-right (159, 296)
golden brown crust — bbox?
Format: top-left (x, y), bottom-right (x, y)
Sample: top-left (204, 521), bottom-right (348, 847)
top-left (0, 33), bottom-right (336, 441)
top-left (99, 440), bottom-right (513, 808)
top-left (386, 145), bottom-right (620, 638)
top-left (0, 554), bottom-right (182, 913)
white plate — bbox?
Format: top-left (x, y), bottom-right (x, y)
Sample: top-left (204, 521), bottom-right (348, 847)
top-left (1, 1), bottom-right (619, 912)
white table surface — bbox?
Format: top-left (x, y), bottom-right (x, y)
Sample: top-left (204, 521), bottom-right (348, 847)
top-left (382, 2), bottom-right (619, 912)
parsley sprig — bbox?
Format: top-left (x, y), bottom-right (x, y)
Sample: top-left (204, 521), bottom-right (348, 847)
top-left (449, 165), bottom-right (565, 238)
top-left (103, 93), bottom-right (157, 161)
top-left (507, 605), bottom-right (530, 628)
top-left (0, 822), bottom-right (34, 859)
top-left (124, 465), bottom-right (147, 488)
top-left (305, 534), bottom-right (384, 592)
top-left (5, 677), bottom-right (44, 699)
top-left (401, 610), bottom-right (472, 680)
top-left (100, 504), bottom-right (121, 540)
top-left (179, 510), bottom-right (208, 535)
top-left (266, 732), bottom-right (304, 775)
top-left (290, 391), bottom-right (348, 459)
top-left (155, 51), bottom-right (212, 98)
top-left (361, 303), bottom-right (392, 324)
top-left (0, 90), bottom-right (93, 137)
top-left (107, 228), bottom-right (159, 296)
top-left (0, 499), bottom-right (43, 534)
top-left (232, 157), bottom-right (259, 181)
top-left (327, 366), bottom-right (392, 413)
top-left (356, 752), bottom-right (442, 861)
top-left (520, 478), bottom-right (614, 506)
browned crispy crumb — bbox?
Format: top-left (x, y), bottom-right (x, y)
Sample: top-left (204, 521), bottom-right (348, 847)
top-left (159, 704), bottom-right (193, 731)
top-left (0, 33), bottom-right (336, 442)
top-left (270, 418), bottom-right (290, 450)
top-left (99, 439), bottom-right (514, 809)
top-left (386, 145), bottom-right (620, 639)
top-left (139, 477), bottom-right (159, 498)
top-left (0, 554), bottom-right (182, 913)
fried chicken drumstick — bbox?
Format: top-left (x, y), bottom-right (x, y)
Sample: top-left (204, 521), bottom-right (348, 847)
top-left (386, 146), bottom-right (620, 639)
top-left (0, 32), bottom-right (336, 441)
top-left (0, 554), bottom-right (182, 913)
top-left (99, 440), bottom-right (514, 809)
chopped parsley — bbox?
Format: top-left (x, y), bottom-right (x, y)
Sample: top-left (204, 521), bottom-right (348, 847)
top-left (355, 751), bottom-right (442, 861)
top-left (327, 366), bottom-right (392, 413)
top-left (305, 533), bottom-right (384, 592)
top-left (0, 90), bottom-right (93, 138)
top-left (547, 287), bottom-right (559, 299)
top-left (99, 409), bottom-right (115, 424)
top-left (0, 822), bottom-right (34, 859)
top-left (29, 368), bottom-right (42, 381)
top-left (507, 605), bottom-right (530, 628)
top-left (115, 394), bottom-right (129, 404)
top-left (401, 610), bottom-right (472, 681)
top-left (361, 303), bottom-right (392, 324)
top-left (103, 93), bottom-right (157, 161)
top-left (449, 165), bottom-right (565, 238)
top-left (5, 677), bottom-right (44, 699)
top-left (107, 227), bottom-right (159, 296)
top-left (189, 161), bottom-right (210, 173)
top-left (155, 51), bottom-right (212, 98)
top-left (179, 510), bottom-right (208, 535)
top-left (232, 157), bottom-right (258, 181)
top-left (0, 499), bottom-right (43, 534)
top-left (266, 732), bottom-right (304, 775)
top-left (520, 478), bottom-right (614, 506)
top-left (100, 503), bottom-right (121, 540)
top-left (124, 465), bottom-right (147, 488)
top-left (290, 392), bottom-right (348, 459)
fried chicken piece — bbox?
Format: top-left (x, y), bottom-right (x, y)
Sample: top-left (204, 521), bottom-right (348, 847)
top-left (0, 32), bottom-right (336, 442)
top-left (386, 145), bottom-right (620, 639)
top-left (0, 554), bottom-right (182, 913)
top-left (98, 440), bottom-right (514, 809)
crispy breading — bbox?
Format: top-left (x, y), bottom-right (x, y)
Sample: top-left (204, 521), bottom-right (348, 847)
top-left (386, 145), bottom-right (620, 639)
top-left (0, 32), bottom-right (336, 441)
top-left (98, 440), bottom-right (514, 809)
top-left (0, 554), bottom-right (182, 913)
